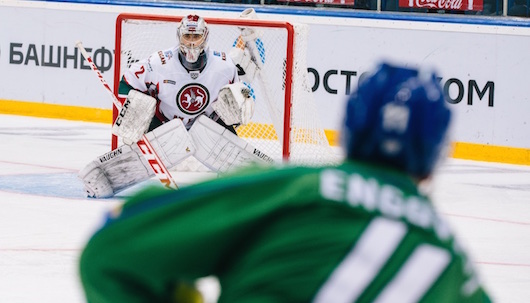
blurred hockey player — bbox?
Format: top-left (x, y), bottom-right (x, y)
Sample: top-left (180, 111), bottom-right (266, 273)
top-left (79, 62), bottom-right (492, 302)
top-left (78, 14), bottom-right (264, 198)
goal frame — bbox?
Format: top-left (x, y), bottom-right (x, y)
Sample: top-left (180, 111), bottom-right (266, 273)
top-left (112, 13), bottom-right (295, 160)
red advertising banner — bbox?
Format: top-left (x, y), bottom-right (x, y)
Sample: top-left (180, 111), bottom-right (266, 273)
top-left (398, 0), bottom-right (484, 11)
top-left (277, 0), bottom-right (356, 5)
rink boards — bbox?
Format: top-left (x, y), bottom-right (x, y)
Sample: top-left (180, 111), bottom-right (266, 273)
top-left (1, 0), bottom-right (530, 165)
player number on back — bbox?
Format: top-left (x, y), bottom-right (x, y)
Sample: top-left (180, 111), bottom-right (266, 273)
top-left (313, 217), bottom-right (451, 303)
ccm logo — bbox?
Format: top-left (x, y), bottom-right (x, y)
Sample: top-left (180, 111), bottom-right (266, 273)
top-left (114, 99), bottom-right (131, 126)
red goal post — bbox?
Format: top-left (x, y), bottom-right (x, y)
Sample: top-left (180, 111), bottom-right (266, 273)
top-left (112, 12), bottom-right (337, 166)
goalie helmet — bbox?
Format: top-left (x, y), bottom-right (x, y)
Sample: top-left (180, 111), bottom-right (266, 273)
top-left (342, 62), bottom-right (452, 179)
top-left (177, 15), bottom-right (209, 68)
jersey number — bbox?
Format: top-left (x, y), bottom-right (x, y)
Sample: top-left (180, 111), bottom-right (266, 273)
top-left (313, 217), bottom-right (451, 303)
top-left (134, 66), bottom-right (145, 79)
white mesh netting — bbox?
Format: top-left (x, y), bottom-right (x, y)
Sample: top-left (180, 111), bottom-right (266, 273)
top-left (115, 14), bottom-right (339, 171)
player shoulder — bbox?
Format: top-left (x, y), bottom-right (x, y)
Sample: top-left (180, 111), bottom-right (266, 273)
top-left (234, 164), bottom-right (321, 187)
top-left (208, 49), bottom-right (235, 67)
top-left (145, 48), bottom-right (178, 70)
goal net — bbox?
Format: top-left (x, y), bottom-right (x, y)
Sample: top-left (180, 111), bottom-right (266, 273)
top-left (113, 12), bottom-right (339, 169)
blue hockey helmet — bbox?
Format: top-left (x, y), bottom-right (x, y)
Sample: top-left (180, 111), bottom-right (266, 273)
top-left (342, 63), bottom-right (452, 179)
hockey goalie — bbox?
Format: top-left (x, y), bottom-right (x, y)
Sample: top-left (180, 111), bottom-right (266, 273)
top-left (78, 13), bottom-right (271, 198)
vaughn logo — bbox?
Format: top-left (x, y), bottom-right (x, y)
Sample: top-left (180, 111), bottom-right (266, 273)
top-left (253, 149), bottom-right (274, 163)
top-left (99, 148), bottom-right (123, 163)
top-left (399, 0), bottom-right (483, 10)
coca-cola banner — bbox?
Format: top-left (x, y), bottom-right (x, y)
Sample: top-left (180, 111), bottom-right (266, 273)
top-left (277, 0), bottom-right (355, 5)
top-left (398, 0), bottom-right (483, 11)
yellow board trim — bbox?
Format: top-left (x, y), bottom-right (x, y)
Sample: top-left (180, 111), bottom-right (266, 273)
top-left (2, 99), bottom-right (529, 166)
top-left (451, 142), bottom-right (530, 166)
top-left (0, 99), bottom-right (112, 124)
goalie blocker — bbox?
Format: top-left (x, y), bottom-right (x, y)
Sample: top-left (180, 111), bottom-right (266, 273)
top-left (112, 90), bottom-right (157, 145)
top-left (79, 115), bottom-right (273, 198)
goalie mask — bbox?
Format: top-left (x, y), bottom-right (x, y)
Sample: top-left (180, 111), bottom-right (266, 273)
top-left (177, 15), bottom-right (209, 68)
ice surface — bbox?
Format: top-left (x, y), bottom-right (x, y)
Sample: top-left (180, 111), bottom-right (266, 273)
top-left (0, 114), bottom-right (528, 302)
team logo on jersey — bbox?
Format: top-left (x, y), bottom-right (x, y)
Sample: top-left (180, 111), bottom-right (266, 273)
top-left (176, 83), bottom-right (210, 115)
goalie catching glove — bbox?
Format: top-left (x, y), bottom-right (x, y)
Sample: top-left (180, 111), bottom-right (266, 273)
top-left (213, 82), bottom-right (255, 126)
top-left (112, 90), bottom-right (157, 145)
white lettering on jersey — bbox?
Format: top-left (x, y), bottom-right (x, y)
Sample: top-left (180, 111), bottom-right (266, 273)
top-left (318, 168), bottom-right (482, 300)
top-left (319, 169), bottom-right (452, 241)
top-left (313, 218), bottom-right (407, 303)
top-left (313, 218), bottom-right (451, 303)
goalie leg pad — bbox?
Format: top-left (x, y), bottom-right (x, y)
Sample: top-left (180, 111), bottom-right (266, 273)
top-left (77, 163), bottom-right (114, 198)
top-left (144, 118), bottom-right (196, 167)
top-left (78, 119), bottom-right (196, 198)
top-left (189, 115), bottom-right (274, 173)
top-left (78, 144), bottom-right (151, 198)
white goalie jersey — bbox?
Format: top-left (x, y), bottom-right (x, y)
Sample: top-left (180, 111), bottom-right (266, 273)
top-left (78, 12), bottom-right (278, 198)
top-left (120, 47), bottom-right (240, 128)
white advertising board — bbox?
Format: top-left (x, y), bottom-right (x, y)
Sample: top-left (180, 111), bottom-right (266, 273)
top-left (0, 4), bottom-right (116, 109)
top-left (1, 1), bottom-right (529, 152)
top-left (304, 21), bottom-right (530, 149)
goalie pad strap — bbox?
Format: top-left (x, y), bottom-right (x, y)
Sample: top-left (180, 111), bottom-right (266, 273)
top-left (79, 119), bottom-right (195, 198)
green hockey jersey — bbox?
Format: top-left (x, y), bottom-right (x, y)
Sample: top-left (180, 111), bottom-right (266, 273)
top-left (80, 161), bottom-right (491, 303)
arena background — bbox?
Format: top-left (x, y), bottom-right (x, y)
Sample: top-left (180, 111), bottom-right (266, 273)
top-left (1, 0), bottom-right (529, 165)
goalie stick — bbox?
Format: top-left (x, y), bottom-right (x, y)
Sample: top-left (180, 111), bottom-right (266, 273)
top-left (75, 40), bottom-right (179, 190)
top-left (234, 8), bottom-right (294, 161)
